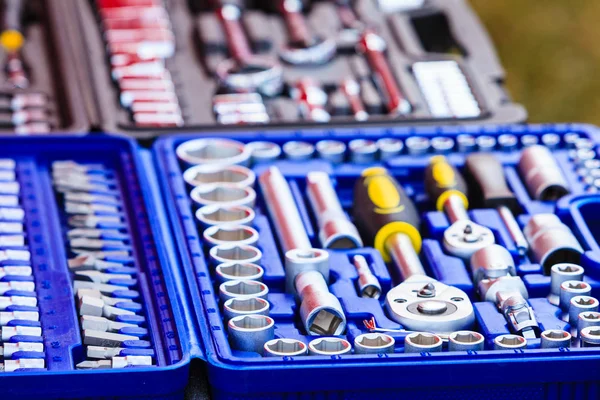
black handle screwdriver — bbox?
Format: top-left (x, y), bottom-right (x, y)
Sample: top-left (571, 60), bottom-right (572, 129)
top-left (0, 0), bottom-right (28, 88)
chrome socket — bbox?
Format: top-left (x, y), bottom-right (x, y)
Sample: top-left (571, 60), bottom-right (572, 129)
top-left (550, 264), bottom-right (584, 304)
top-left (498, 134), bottom-right (518, 152)
top-left (355, 333), bottom-right (395, 354)
top-left (283, 141), bottom-right (315, 161)
top-left (190, 184), bottom-right (256, 208)
top-left (520, 134), bottom-right (539, 147)
top-left (580, 326), bottom-right (600, 347)
top-left (569, 296), bottom-right (599, 326)
top-left (559, 280), bottom-right (591, 311)
top-left (353, 255), bottom-right (381, 299)
top-left (404, 332), bottom-right (442, 353)
top-left (306, 171), bottom-right (363, 250)
top-left (219, 280), bottom-right (269, 302)
top-left (405, 137), bottom-right (430, 155)
top-left (209, 244), bottom-right (262, 265)
top-left (457, 134), bottom-right (477, 152)
top-left (540, 329), bottom-right (571, 349)
top-left (295, 270), bottom-right (346, 336)
top-left (518, 145), bottom-right (570, 201)
top-left (285, 248), bottom-right (330, 294)
top-left (541, 133), bottom-right (561, 149)
top-left (493, 334), bottom-right (526, 350)
top-left (183, 164), bottom-right (255, 189)
top-left (315, 140), bottom-right (347, 164)
top-left (376, 138), bottom-right (403, 160)
top-left (203, 225), bottom-right (260, 247)
top-left (431, 137), bottom-right (455, 154)
top-left (196, 204), bottom-right (255, 227)
top-left (470, 244), bottom-right (516, 286)
top-left (475, 135), bottom-right (496, 151)
top-left (348, 139), bottom-right (378, 164)
top-left (577, 311), bottom-right (600, 333)
top-left (308, 337), bottom-right (352, 356)
top-left (264, 338), bottom-right (307, 357)
top-left (448, 331), bottom-right (484, 352)
top-left (246, 141), bottom-right (281, 164)
top-left (223, 297), bottom-right (270, 321)
top-left (524, 214), bottom-right (583, 273)
top-left (228, 315), bottom-right (275, 353)
top-left (176, 138), bottom-right (250, 166)
top-left (215, 262), bottom-right (264, 282)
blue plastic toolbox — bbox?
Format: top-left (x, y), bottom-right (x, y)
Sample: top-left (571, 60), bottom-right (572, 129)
top-left (0, 136), bottom-right (194, 399)
top-left (154, 123), bottom-right (600, 400)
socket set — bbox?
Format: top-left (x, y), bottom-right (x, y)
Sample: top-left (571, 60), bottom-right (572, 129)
top-left (0, 0), bottom-right (89, 135)
top-left (0, 137), bottom-right (190, 400)
top-left (154, 124), bottom-right (600, 400)
top-left (76, 0), bottom-right (526, 138)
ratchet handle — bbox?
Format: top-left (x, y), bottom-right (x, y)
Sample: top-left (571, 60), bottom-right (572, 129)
top-left (424, 155), bottom-right (468, 212)
top-left (465, 153), bottom-right (520, 214)
top-left (353, 167), bottom-right (421, 261)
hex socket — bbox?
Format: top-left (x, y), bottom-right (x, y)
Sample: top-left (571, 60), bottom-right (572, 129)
top-left (215, 262), bottom-right (264, 282)
top-left (264, 338), bottom-right (307, 357)
top-left (518, 145), bottom-right (570, 201)
top-left (203, 225), bottom-right (260, 247)
top-left (295, 270), bottom-right (346, 336)
top-left (183, 164), bottom-right (255, 189)
top-left (493, 334), bottom-right (526, 350)
top-left (176, 138), bottom-right (250, 166)
top-left (355, 333), bottom-right (395, 354)
top-left (404, 332), bottom-right (441, 353)
top-left (228, 315), bottom-right (275, 353)
top-left (196, 204), bottom-right (255, 227)
top-left (285, 248), bottom-right (329, 295)
top-left (550, 264), bottom-right (584, 297)
top-left (223, 297), bottom-right (270, 321)
top-left (448, 331), bottom-right (485, 352)
top-left (540, 329), bottom-right (571, 349)
top-left (559, 280), bottom-right (591, 311)
top-left (247, 141), bottom-right (281, 164)
top-left (569, 296), bottom-right (599, 326)
top-left (308, 337), bottom-right (352, 356)
top-left (524, 214), bottom-right (583, 274)
top-left (316, 140), bottom-right (346, 164)
top-left (209, 244), bottom-right (262, 265)
top-left (219, 280), bottom-right (269, 302)
top-left (580, 326), bottom-right (600, 347)
top-left (578, 311), bottom-right (600, 333)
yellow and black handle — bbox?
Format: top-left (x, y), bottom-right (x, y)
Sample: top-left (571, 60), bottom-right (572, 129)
top-left (0, 0), bottom-right (25, 54)
top-left (353, 167), bottom-right (421, 262)
top-left (423, 155), bottom-right (469, 212)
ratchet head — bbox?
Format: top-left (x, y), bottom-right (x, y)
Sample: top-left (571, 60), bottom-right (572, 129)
top-left (385, 275), bottom-right (474, 333)
top-left (443, 219), bottom-right (495, 260)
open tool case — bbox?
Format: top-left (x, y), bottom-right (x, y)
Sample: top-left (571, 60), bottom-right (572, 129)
top-left (0, 0), bottom-right (89, 135)
top-left (76, 0), bottom-right (526, 139)
top-left (153, 124), bottom-right (600, 400)
top-left (0, 136), bottom-right (191, 399)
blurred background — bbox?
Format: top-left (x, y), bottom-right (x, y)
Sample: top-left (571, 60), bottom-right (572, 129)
top-left (471, 0), bottom-right (599, 124)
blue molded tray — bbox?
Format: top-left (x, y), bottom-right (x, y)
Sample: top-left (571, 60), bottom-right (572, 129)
top-left (154, 123), bottom-right (600, 400)
top-left (0, 136), bottom-right (196, 400)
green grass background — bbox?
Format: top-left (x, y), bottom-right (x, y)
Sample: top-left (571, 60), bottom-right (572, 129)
top-left (470, 0), bottom-right (599, 124)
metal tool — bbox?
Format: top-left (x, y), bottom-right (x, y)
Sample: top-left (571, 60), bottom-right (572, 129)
top-left (246, 141), bottom-right (281, 164)
top-left (353, 255), bottom-right (381, 299)
top-left (223, 297), bottom-right (270, 321)
top-left (540, 330), bottom-right (571, 349)
top-left (354, 333), bottom-right (394, 354)
top-left (277, 0), bottom-right (336, 65)
top-left (541, 133), bottom-right (561, 149)
top-left (215, 4), bottom-right (282, 96)
top-left (190, 184), bottom-right (256, 208)
top-left (475, 136), bottom-right (496, 151)
top-left (464, 153), bottom-right (528, 256)
top-left (76, 355), bottom-right (153, 369)
top-left (341, 79), bottom-right (368, 121)
top-left (405, 137), bottom-right (430, 155)
top-left (81, 316), bottom-right (146, 337)
top-left (431, 137), bottom-right (455, 154)
top-left (498, 134), bottom-right (518, 152)
top-left (291, 79), bottom-right (331, 122)
top-left (413, 61), bottom-right (480, 119)
top-left (518, 145), bottom-right (570, 201)
top-left (578, 311), bottom-right (600, 333)
top-left (580, 326), bottom-right (600, 347)
top-left (494, 334), bottom-right (526, 350)
top-left (307, 336), bottom-right (352, 356)
top-left (306, 171), bottom-right (363, 249)
top-left (282, 141), bottom-right (315, 161)
top-left (183, 164), bottom-right (255, 189)
top-left (264, 338), bottom-right (307, 357)
top-left (448, 331), bottom-right (484, 351)
top-left (559, 280), bottom-right (591, 311)
top-left (316, 140), bottom-right (346, 163)
top-left (404, 332), bottom-right (442, 353)
top-left (196, 204), bottom-right (255, 227)
top-left (295, 269), bottom-right (346, 335)
top-left (357, 30), bottom-right (410, 115)
top-left (549, 264), bottom-right (584, 305)
top-left (203, 225), bottom-right (259, 247)
top-left (285, 247), bottom-right (329, 294)
top-left (176, 138), bottom-right (250, 167)
top-left (569, 296), bottom-right (599, 326)
top-left (228, 314), bottom-right (275, 353)
top-left (348, 139), bottom-right (378, 164)
top-left (209, 244), bottom-right (262, 265)
top-left (215, 262), bottom-right (264, 283)
top-left (259, 166), bottom-right (311, 253)
top-left (2, 325), bottom-right (41, 340)
top-left (520, 134), bottom-right (539, 147)
top-left (524, 214), bottom-right (583, 273)
top-left (219, 280), bottom-right (269, 302)
top-left (376, 138), bottom-right (403, 160)
top-left (0, 342), bottom-right (43, 358)
top-left (424, 156), bottom-right (494, 259)
top-left (0, 359), bottom-right (44, 372)
top-left (457, 134), bottom-right (477, 153)
top-left (1, 0), bottom-right (28, 88)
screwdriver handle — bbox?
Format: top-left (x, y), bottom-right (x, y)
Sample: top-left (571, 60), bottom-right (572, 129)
top-left (1, 0), bottom-right (25, 52)
top-left (353, 167), bottom-right (421, 262)
top-left (424, 155), bottom-right (468, 212)
top-left (464, 153), bottom-right (520, 214)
